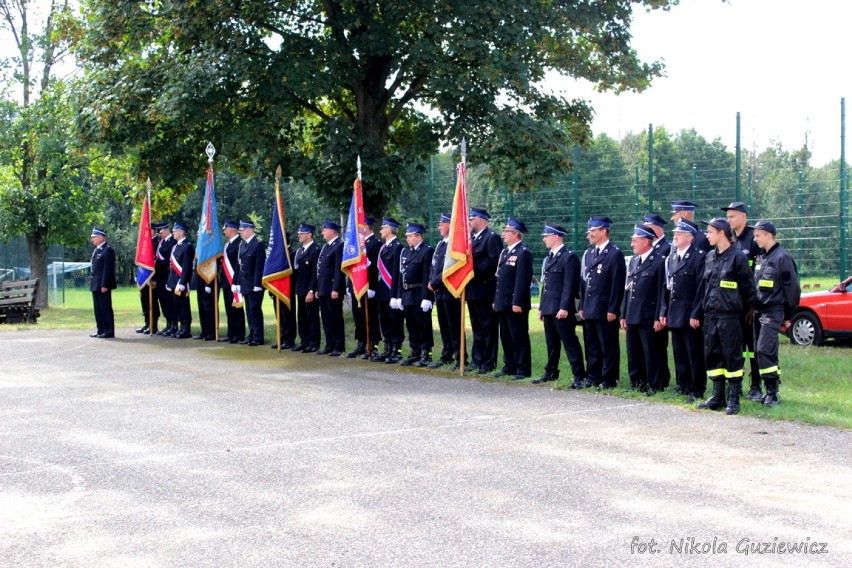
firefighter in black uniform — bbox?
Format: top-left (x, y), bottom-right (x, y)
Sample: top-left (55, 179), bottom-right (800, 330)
top-left (671, 200), bottom-right (710, 253)
top-left (315, 220), bottom-right (346, 355)
top-left (536, 222), bottom-right (585, 386)
top-left (428, 213), bottom-right (465, 368)
top-left (467, 207), bottom-right (503, 374)
top-left (752, 220), bottom-right (800, 407)
top-left (644, 212), bottom-right (672, 389)
top-left (166, 222), bottom-right (194, 339)
top-left (348, 217), bottom-right (382, 359)
top-left (393, 222), bottom-right (434, 367)
top-left (660, 220), bottom-right (707, 403)
top-left (620, 223), bottom-right (666, 395)
top-left (89, 227), bottom-right (116, 338)
top-left (219, 220), bottom-right (246, 343)
top-left (236, 220), bottom-right (266, 346)
top-left (136, 222), bottom-right (160, 334)
top-left (579, 216), bottom-right (626, 389)
top-left (695, 217), bottom-right (756, 415)
top-left (154, 222), bottom-right (177, 336)
top-left (722, 201), bottom-right (763, 400)
top-left (492, 217), bottom-right (533, 379)
top-left (373, 218), bottom-right (405, 363)
top-left (191, 257), bottom-right (216, 341)
top-left (292, 223), bottom-right (321, 352)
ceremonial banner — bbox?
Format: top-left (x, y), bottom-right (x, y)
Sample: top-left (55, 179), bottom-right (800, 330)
top-left (196, 167), bottom-right (222, 283)
top-left (442, 160), bottom-right (474, 296)
top-left (341, 177), bottom-right (369, 301)
top-left (135, 194), bottom-right (155, 288)
top-left (262, 175), bottom-right (293, 308)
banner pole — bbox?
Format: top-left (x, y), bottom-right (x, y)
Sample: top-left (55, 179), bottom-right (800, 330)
top-left (276, 297), bottom-right (281, 351)
top-left (459, 289), bottom-right (466, 375)
top-left (214, 278), bottom-right (219, 341)
top-left (148, 284), bottom-right (154, 338)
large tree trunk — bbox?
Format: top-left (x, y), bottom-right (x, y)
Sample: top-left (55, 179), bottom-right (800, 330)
top-left (27, 229), bottom-right (49, 308)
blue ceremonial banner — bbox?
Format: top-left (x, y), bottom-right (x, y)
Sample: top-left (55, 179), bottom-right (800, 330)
top-left (341, 178), bottom-right (369, 301)
top-left (262, 178), bottom-right (293, 308)
top-left (195, 167), bottom-right (222, 284)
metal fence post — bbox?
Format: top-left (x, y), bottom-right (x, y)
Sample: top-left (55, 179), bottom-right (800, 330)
top-left (736, 112), bottom-right (742, 202)
top-left (572, 146), bottom-right (580, 251)
top-left (841, 97), bottom-right (848, 279)
top-left (647, 124), bottom-right (654, 211)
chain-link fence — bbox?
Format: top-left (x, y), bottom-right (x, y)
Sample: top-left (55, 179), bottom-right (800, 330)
top-left (0, 238), bottom-right (73, 305)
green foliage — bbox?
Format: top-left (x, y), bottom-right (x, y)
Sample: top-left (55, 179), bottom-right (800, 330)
top-left (74, 0), bottom-right (675, 212)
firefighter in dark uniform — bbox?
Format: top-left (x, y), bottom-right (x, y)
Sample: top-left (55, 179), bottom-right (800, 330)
top-left (467, 207), bottom-right (503, 374)
top-left (695, 217), bottom-right (756, 415)
top-left (536, 222), bottom-right (585, 386)
top-left (671, 200), bottom-right (710, 253)
top-left (153, 222), bottom-right (177, 336)
top-left (219, 220), bottom-right (246, 343)
top-left (660, 220), bottom-right (707, 403)
top-left (752, 220), bottom-right (800, 407)
top-left (620, 223), bottom-right (666, 395)
top-left (373, 218), bottom-right (405, 363)
top-left (191, 257), bottom-right (216, 341)
top-left (579, 216), bottom-right (626, 389)
top-left (292, 223), bottom-right (321, 352)
top-left (348, 217), bottom-right (382, 359)
top-left (722, 201), bottom-right (763, 400)
top-left (270, 231), bottom-right (298, 350)
top-left (393, 222), bottom-right (434, 367)
top-left (89, 227), bottom-right (116, 338)
top-left (315, 220), bottom-right (346, 355)
top-left (492, 217), bottom-right (533, 380)
top-left (136, 223), bottom-right (160, 334)
top-left (428, 213), bottom-right (465, 369)
top-left (236, 220), bottom-right (266, 346)
top-left (644, 212), bottom-right (672, 389)
top-left (166, 222), bottom-right (194, 339)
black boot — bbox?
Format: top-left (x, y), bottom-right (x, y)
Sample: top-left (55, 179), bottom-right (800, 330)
top-left (346, 340), bottom-right (366, 359)
top-left (697, 379), bottom-right (726, 411)
top-left (763, 378), bottom-right (780, 407)
top-left (400, 348), bottom-right (421, 366)
top-left (414, 351), bottom-right (432, 368)
top-left (174, 322), bottom-right (192, 339)
top-left (725, 379), bottom-right (742, 415)
top-left (136, 324), bottom-right (148, 334)
top-left (158, 321), bottom-right (172, 336)
top-left (384, 343), bottom-right (403, 364)
top-left (746, 374), bottom-right (764, 402)
top-left (371, 342), bottom-right (391, 362)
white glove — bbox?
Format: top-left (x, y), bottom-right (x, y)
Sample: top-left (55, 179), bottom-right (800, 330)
top-left (253, 286), bottom-right (262, 292)
top-left (389, 298), bottom-right (399, 310)
top-left (367, 289), bottom-right (375, 299)
top-left (176, 284), bottom-right (185, 292)
top-left (204, 286), bottom-right (211, 294)
top-left (394, 298), bottom-right (404, 310)
top-left (231, 284), bottom-right (237, 293)
top-left (420, 299), bottom-right (433, 312)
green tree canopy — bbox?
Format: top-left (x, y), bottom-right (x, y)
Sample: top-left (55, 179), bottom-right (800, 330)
top-left (75, 0), bottom-right (675, 212)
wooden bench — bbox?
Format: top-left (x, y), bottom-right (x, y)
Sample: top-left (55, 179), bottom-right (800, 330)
top-left (0, 278), bottom-right (41, 324)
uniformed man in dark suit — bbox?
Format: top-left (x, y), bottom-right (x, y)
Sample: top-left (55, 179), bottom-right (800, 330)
top-left (315, 220), bottom-right (346, 355)
top-left (427, 213), bottom-right (465, 369)
top-left (191, 257), bottom-right (216, 341)
top-left (722, 201), bottom-right (763, 401)
top-left (89, 227), bottom-right (116, 338)
top-left (644, 212), bottom-right (672, 390)
top-left (292, 223), bottom-right (321, 352)
top-left (671, 200), bottom-right (710, 253)
top-left (394, 222), bottom-right (434, 367)
top-left (166, 222), bottom-right (194, 339)
top-left (660, 220), bottom-right (707, 402)
top-left (579, 216), bottom-right (626, 389)
top-left (535, 222), bottom-right (585, 387)
top-left (236, 220), bottom-right (266, 346)
top-left (373, 218), bottom-right (405, 363)
top-left (493, 217), bottom-right (533, 380)
top-left (136, 222), bottom-right (160, 334)
top-left (348, 217), bottom-right (382, 359)
top-left (467, 207), bottom-right (503, 374)
top-left (219, 220), bottom-right (246, 344)
top-left (620, 223), bottom-right (666, 395)
top-left (153, 222), bottom-right (177, 336)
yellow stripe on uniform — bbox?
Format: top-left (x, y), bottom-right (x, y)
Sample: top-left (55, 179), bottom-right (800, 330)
top-left (707, 368), bottom-right (726, 378)
top-left (759, 279), bottom-right (774, 288)
top-left (725, 369), bottom-right (744, 378)
top-left (759, 365), bottom-right (779, 375)
top-left (720, 280), bottom-right (737, 289)
top-left (743, 351), bottom-right (754, 359)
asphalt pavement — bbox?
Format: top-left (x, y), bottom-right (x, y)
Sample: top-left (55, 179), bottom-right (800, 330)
top-left (1, 328), bottom-right (850, 567)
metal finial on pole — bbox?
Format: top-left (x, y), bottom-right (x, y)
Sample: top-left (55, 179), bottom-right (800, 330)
top-left (461, 138), bottom-right (467, 164)
top-left (206, 141), bottom-right (216, 164)
top-left (357, 155), bottom-right (362, 180)
top-left (275, 165), bottom-right (282, 181)
top-left (146, 177), bottom-right (152, 198)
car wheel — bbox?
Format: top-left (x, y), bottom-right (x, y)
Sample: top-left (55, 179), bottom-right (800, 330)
top-left (788, 312), bottom-right (823, 346)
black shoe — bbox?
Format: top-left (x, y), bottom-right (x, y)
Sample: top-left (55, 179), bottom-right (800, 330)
top-left (203, 336), bottom-right (215, 341)
top-left (192, 335), bottom-right (205, 340)
top-left (644, 387), bottom-right (658, 397)
top-left (218, 337), bottom-right (232, 342)
top-left (270, 343), bottom-right (280, 349)
top-left (413, 354), bottom-right (432, 368)
top-left (135, 326), bottom-right (148, 334)
top-left (317, 347), bottom-right (332, 355)
top-left (291, 343), bottom-right (304, 352)
top-left (230, 337), bottom-right (242, 344)
top-left (746, 388), bottom-right (765, 402)
top-left (238, 339), bottom-right (251, 345)
top-left (90, 332), bottom-right (101, 338)
top-left (346, 342), bottom-right (366, 359)
top-left (248, 341), bottom-right (262, 347)
top-left (302, 345), bottom-right (318, 353)
top-left (97, 333), bottom-right (115, 338)
top-left (532, 372), bottom-right (558, 384)
top-left (428, 359), bottom-right (450, 369)
top-left (570, 377), bottom-right (586, 389)
top-left (174, 330), bottom-right (191, 339)
top-left (511, 374), bottom-right (529, 381)
top-left (329, 350), bottom-right (343, 357)
top-left (685, 394), bottom-right (697, 404)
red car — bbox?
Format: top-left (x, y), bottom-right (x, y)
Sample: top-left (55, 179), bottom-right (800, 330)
top-left (788, 276), bottom-right (852, 346)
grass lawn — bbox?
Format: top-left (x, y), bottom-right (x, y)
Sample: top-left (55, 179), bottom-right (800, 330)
top-left (5, 287), bottom-right (850, 430)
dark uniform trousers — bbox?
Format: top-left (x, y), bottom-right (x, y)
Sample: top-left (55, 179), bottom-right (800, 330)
top-left (221, 238), bottom-right (246, 341)
top-left (196, 285), bottom-right (216, 338)
top-left (378, 301), bottom-right (405, 344)
top-left (316, 238), bottom-right (346, 352)
top-left (670, 327), bottom-right (706, 397)
top-left (494, 243), bottom-right (533, 377)
top-left (296, 295), bottom-right (321, 348)
top-left (436, 296), bottom-right (463, 362)
top-left (168, 240), bottom-right (195, 327)
top-left (318, 295), bottom-right (345, 351)
top-left (155, 236), bottom-right (177, 325)
top-left (91, 243), bottom-right (116, 335)
top-left (580, 243), bottom-right (626, 388)
top-left (352, 295), bottom-right (380, 345)
top-left (139, 282), bottom-right (159, 329)
top-left (243, 290), bottom-right (264, 342)
top-left (397, 243), bottom-right (434, 352)
top-left (293, 242), bottom-right (320, 349)
top-left (238, 237), bottom-right (266, 344)
top-left (376, 240), bottom-right (405, 345)
top-left (754, 309), bottom-right (783, 381)
top-left (622, 254), bottom-right (665, 391)
top-left (468, 227), bottom-right (502, 372)
top-left (704, 315), bottom-right (743, 383)
top-left (540, 248), bottom-right (585, 379)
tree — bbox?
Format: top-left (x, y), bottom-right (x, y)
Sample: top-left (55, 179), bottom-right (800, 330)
top-left (75, 0), bottom-right (675, 212)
